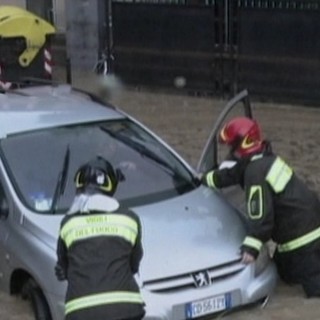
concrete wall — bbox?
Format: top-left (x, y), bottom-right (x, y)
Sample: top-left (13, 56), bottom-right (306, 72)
top-left (52, 0), bottom-right (66, 32)
top-left (65, 0), bottom-right (107, 71)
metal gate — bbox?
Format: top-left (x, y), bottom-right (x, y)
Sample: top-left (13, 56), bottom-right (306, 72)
top-left (108, 1), bottom-right (237, 95)
top-left (104, 0), bottom-right (320, 104)
top-left (234, 0), bottom-right (320, 105)
top-left (63, 0), bottom-right (320, 105)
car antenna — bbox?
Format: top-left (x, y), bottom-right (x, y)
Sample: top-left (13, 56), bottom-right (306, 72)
top-left (51, 145), bottom-right (70, 214)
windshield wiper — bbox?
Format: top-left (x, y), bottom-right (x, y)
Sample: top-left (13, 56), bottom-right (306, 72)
top-left (127, 138), bottom-right (175, 174)
top-left (51, 146), bottom-right (70, 213)
top-left (101, 127), bottom-right (176, 175)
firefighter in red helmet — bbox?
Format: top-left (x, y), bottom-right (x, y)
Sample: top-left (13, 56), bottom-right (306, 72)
top-left (202, 116), bottom-right (320, 298)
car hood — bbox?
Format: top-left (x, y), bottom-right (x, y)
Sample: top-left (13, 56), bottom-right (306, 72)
top-left (136, 186), bottom-right (246, 282)
top-left (22, 186), bottom-right (245, 282)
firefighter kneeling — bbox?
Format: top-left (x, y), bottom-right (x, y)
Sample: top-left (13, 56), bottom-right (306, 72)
top-left (202, 117), bottom-right (320, 298)
top-left (55, 156), bottom-right (145, 319)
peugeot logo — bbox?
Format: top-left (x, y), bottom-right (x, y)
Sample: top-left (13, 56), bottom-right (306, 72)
top-left (192, 270), bottom-right (211, 288)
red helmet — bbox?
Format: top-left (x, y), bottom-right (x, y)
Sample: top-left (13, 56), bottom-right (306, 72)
top-left (219, 117), bottom-right (263, 158)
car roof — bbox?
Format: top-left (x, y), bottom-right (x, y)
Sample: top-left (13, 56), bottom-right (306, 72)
top-left (0, 84), bottom-right (125, 138)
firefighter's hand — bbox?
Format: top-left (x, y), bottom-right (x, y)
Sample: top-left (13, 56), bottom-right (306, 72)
top-left (55, 264), bottom-right (66, 281)
top-left (241, 251), bottom-right (256, 264)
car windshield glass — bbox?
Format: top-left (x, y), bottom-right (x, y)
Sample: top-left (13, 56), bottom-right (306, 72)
top-left (0, 119), bottom-right (195, 213)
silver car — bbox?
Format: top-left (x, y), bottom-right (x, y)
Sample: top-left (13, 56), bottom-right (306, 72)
top-left (0, 84), bottom-right (277, 320)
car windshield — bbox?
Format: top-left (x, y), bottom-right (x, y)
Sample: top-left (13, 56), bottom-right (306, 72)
top-left (0, 119), bottom-right (196, 213)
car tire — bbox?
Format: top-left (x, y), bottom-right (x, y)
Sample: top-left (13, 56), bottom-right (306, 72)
top-left (21, 279), bottom-right (52, 320)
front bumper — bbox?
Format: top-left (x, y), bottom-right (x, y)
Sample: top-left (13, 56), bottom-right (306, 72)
top-left (141, 261), bottom-right (278, 320)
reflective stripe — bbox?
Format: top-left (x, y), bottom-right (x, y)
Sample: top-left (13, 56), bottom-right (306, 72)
top-left (277, 225), bottom-right (320, 253)
top-left (65, 291), bottom-right (144, 315)
top-left (220, 126), bottom-right (228, 142)
top-left (266, 157), bottom-right (293, 193)
top-left (60, 214), bottom-right (138, 248)
top-left (205, 171), bottom-right (216, 188)
top-left (247, 185), bottom-right (263, 219)
top-left (241, 135), bottom-right (255, 149)
top-left (243, 236), bottom-right (263, 251)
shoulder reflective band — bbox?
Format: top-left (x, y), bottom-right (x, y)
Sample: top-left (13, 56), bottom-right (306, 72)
top-left (60, 214), bottom-right (138, 248)
top-left (247, 185), bottom-right (263, 219)
top-left (277, 225), bottom-right (320, 253)
top-left (266, 157), bottom-right (293, 193)
top-left (65, 291), bottom-right (144, 315)
top-left (205, 171), bottom-right (216, 188)
top-left (243, 236), bottom-right (263, 252)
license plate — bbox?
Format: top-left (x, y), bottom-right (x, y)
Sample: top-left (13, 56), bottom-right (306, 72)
top-left (185, 293), bottom-right (231, 318)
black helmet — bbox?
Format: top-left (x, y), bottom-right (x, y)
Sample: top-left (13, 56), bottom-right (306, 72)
top-left (74, 156), bottom-right (118, 196)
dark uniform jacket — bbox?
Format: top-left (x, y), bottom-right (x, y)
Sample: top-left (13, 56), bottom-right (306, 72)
top-left (203, 145), bottom-right (320, 258)
top-left (56, 194), bottom-right (145, 320)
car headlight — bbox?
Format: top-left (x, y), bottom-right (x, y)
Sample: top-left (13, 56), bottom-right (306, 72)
top-left (254, 244), bottom-right (270, 277)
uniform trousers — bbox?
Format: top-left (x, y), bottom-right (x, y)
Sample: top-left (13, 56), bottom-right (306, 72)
top-left (273, 239), bottom-right (320, 298)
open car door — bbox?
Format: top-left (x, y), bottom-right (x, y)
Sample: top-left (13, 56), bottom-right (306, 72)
top-left (196, 89), bottom-right (253, 213)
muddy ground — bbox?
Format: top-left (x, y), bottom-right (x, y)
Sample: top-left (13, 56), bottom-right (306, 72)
top-left (1, 75), bottom-right (320, 319)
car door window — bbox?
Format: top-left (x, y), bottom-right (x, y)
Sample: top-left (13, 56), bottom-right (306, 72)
top-left (197, 89), bottom-right (252, 173)
top-left (197, 90), bottom-right (253, 214)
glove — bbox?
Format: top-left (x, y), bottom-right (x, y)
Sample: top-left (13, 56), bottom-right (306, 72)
top-left (240, 245), bottom-right (259, 264)
top-left (241, 251), bottom-right (256, 264)
top-left (55, 264), bottom-right (66, 281)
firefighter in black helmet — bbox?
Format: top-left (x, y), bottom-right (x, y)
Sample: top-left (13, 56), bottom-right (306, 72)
top-left (202, 117), bottom-right (320, 298)
top-left (55, 156), bottom-right (145, 320)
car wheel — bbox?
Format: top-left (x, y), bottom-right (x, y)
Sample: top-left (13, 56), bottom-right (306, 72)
top-left (21, 279), bottom-right (52, 320)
